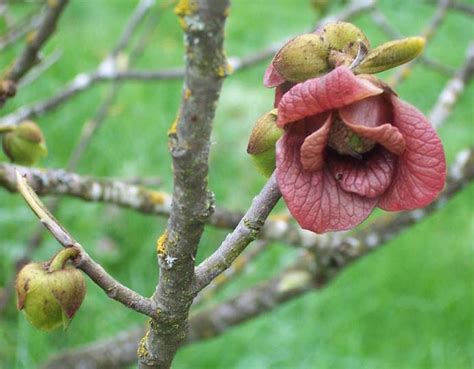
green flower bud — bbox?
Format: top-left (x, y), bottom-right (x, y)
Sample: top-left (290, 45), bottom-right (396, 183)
top-left (16, 248), bottom-right (86, 331)
top-left (273, 34), bottom-right (330, 83)
top-left (247, 109), bottom-right (283, 177)
top-left (320, 21), bottom-right (370, 60)
top-left (353, 37), bottom-right (425, 74)
top-left (2, 121), bottom-right (47, 166)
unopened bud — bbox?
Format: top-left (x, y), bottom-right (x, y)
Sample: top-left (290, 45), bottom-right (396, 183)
top-left (15, 248), bottom-right (86, 331)
top-left (319, 21), bottom-right (370, 60)
top-left (247, 109), bottom-right (283, 177)
top-left (2, 120), bottom-right (47, 166)
top-left (273, 34), bottom-right (330, 83)
top-left (354, 37), bottom-right (425, 74)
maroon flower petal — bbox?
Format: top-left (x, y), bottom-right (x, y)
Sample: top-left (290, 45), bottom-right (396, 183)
top-left (338, 94), bottom-right (391, 128)
top-left (339, 95), bottom-right (406, 155)
top-left (328, 148), bottom-right (397, 198)
top-left (276, 132), bottom-right (378, 233)
top-left (277, 66), bottom-right (383, 128)
top-left (300, 113), bottom-right (332, 171)
top-left (378, 96), bottom-right (446, 211)
top-left (264, 63), bottom-right (286, 88)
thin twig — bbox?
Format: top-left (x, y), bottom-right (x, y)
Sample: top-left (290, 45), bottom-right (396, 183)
top-left (429, 42), bottom-right (474, 129)
top-left (370, 7), bottom-right (456, 77)
top-left (426, 0), bottom-right (474, 15)
top-left (194, 174), bottom-right (281, 290)
top-left (18, 49), bottom-right (63, 88)
top-left (0, 10), bottom-right (42, 51)
top-left (388, 0), bottom-right (452, 87)
top-left (193, 240), bottom-right (269, 306)
top-left (5, 0), bottom-right (69, 83)
top-left (15, 171), bottom-right (158, 318)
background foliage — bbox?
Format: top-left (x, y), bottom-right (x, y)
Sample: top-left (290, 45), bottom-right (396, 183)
top-left (0, 1), bottom-right (472, 368)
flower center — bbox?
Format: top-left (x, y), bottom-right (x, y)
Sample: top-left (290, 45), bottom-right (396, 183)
top-left (328, 118), bottom-right (376, 159)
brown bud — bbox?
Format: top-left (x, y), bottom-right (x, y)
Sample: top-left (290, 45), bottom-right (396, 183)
top-left (273, 33), bottom-right (330, 83)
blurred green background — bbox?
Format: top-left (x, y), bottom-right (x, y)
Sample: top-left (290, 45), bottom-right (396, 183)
top-left (0, 0), bottom-right (473, 368)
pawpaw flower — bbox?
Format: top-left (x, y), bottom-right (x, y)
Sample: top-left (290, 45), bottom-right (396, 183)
top-left (258, 23), bottom-right (446, 233)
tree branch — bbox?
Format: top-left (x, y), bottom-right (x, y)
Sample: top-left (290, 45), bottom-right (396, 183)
top-left (4, 0), bottom-right (69, 83)
top-left (137, 1), bottom-right (229, 368)
top-left (429, 41), bottom-right (474, 129)
top-left (15, 171), bottom-right (158, 318)
top-left (194, 173), bottom-right (281, 290)
top-left (370, 7), bottom-right (456, 77)
top-left (389, 0), bottom-right (452, 87)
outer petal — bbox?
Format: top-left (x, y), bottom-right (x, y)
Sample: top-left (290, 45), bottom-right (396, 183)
top-left (378, 96), bottom-right (446, 211)
top-left (339, 95), bottom-right (406, 155)
top-left (328, 148), bottom-right (397, 198)
top-left (264, 63), bottom-right (286, 88)
top-left (277, 66), bottom-right (383, 128)
top-left (276, 132), bottom-right (377, 233)
top-left (300, 113), bottom-right (332, 171)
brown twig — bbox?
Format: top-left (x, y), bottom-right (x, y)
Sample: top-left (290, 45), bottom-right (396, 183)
top-left (137, 0), bottom-right (230, 367)
top-left (427, 0), bottom-right (474, 15)
top-left (194, 174), bottom-right (281, 290)
top-left (370, 7), bottom-right (455, 77)
top-left (388, 0), bottom-right (452, 87)
top-left (15, 171), bottom-right (158, 318)
top-left (4, 0), bottom-right (69, 83)
top-left (0, 9), bottom-right (42, 51)
top-left (193, 240), bottom-right (269, 306)
top-left (429, 42), bottom-right (474, 129)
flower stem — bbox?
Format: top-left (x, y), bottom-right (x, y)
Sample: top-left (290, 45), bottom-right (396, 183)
top-left (48, 247), bottom-right (80, 272)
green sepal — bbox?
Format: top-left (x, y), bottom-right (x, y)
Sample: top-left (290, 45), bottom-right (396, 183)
top-left (247, 109), bottom-right (283, 177)
top-left (354, 37), bottom-right (425, 74)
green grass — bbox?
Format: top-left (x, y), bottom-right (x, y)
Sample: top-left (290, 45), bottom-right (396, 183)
top-left (0, 1), bottom-right (473, 368)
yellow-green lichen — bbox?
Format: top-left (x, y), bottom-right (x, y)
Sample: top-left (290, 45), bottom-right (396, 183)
top-left (156, 230), bottom-right (168, 255)
top-left (148, 190), bottom-right (167, 205)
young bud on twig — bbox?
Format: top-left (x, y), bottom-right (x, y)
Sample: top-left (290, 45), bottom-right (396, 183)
top-left (15, 247), bottom-right (86, 331)
top-left (2, 120), bottom-right (47, 166)
top-left (247, 109), bottom-right (283, 177)
top-left (273, 34), bottom-right (330, 83)
top-left (320, 21), bottom-right (370, 60)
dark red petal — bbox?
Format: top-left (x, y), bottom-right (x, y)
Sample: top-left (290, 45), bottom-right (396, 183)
top-left (300, 113), bottom-right (332, 171)
top-left (277, 66), bottom-right (383, 128)
top-left (264, 63), bottom-right (286, 88)
top-left (339, 95), bottom-right (406, 155)
top-left (328, 149), bottom-right (397, 198)
top-left (338, 94), bottom-right (391, 128)
top-left (378, 96), bottom-right (446, 211)
top-left (276, 132), bottom-right (378, 233)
